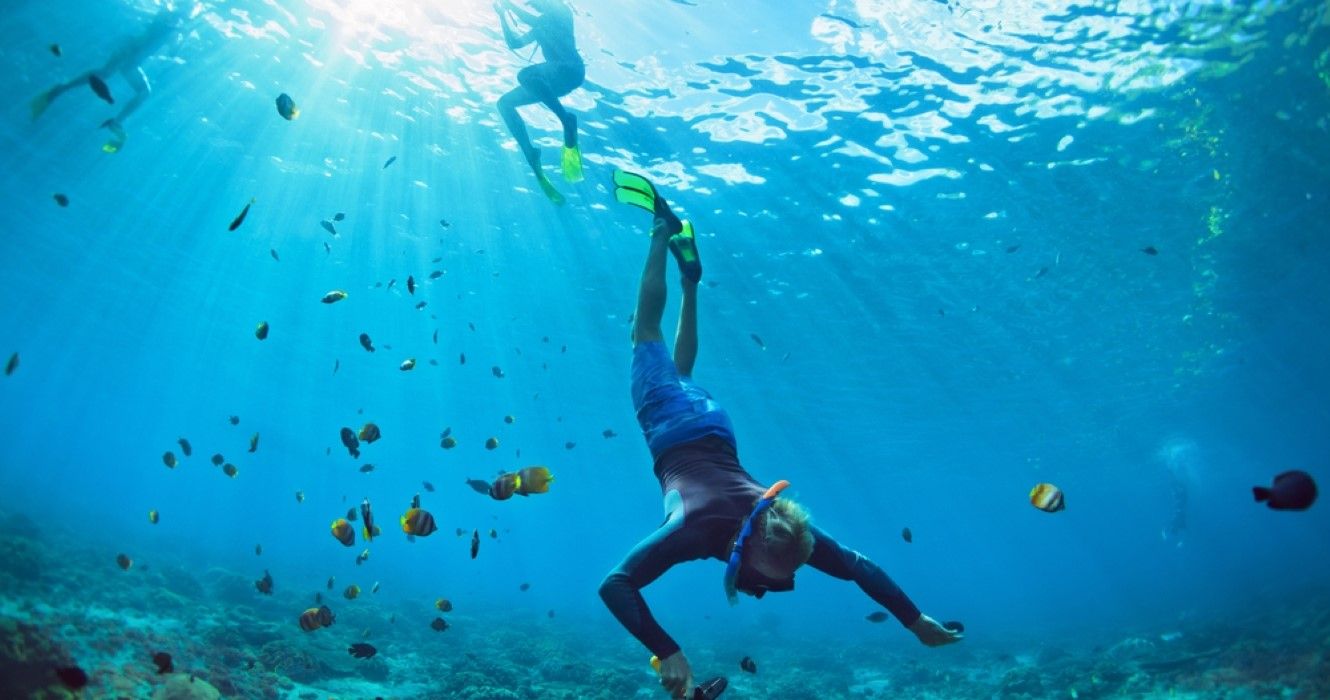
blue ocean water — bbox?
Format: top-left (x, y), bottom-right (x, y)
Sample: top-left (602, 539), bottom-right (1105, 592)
top-left (2, 0), bottom-right (1328, 698)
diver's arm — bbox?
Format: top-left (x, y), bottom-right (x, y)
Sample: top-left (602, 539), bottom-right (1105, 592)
top-left (598, 523), bottom-right (709, 660)
top-left (806, 525), bottom-right (922, 627)
top-left (494, 3), bottom-right (534, 49)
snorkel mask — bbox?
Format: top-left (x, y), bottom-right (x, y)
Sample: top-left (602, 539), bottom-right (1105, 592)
top-left (723, 480), bottom-right (790, 605)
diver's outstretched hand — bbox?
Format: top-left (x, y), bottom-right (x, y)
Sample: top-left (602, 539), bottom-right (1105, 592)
top-left (658, 651), bottom-right (694, 699)
top-left (909, 613), bottom-right (964, 647)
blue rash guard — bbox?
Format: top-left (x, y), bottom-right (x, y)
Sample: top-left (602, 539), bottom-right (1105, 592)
top-left (599, 342), bottom-right (922, 660)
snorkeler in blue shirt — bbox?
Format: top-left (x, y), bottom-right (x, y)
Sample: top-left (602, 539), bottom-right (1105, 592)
top-left (599, 171), bottom-right (964, 699)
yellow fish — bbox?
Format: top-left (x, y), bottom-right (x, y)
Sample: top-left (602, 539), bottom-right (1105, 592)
top-left (400, 507), bottom-right (438, 537)
top-left (331, 518), bottom-right (355, 547)
top-left (1029, 482), bottom-right (1065, 512)
top-left (148, 510), bottom-right (159, 525)
top-left (344, 584), bottom-right (360, 600)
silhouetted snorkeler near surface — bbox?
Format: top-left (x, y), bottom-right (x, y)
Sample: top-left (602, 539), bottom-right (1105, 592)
top-left (493, 0), bottom-right (585, 205)
top-left (30, 4), bottom-right (191, 154)
top-left (599, 170), bottom-right (964, 699)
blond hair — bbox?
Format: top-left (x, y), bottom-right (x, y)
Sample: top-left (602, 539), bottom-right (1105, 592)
top-left (751, 498), bottom-right (814, 575)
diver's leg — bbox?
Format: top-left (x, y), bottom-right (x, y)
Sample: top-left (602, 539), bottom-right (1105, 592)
top-left (497, 84), bottom-right (542, 170)
top-left (31, 71), bottom-right (96, 119)
top-left (109, 66), bottom-right (152, 125)
top-left (631, 218), bottom-right (673, 346)
top-left (673, 278), bottom-right (698, 376)
top-left (518, 63), bottom-right (582, 147)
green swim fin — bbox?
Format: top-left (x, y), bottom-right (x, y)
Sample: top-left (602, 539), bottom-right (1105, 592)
top-left (30, 90), bottom-right (52, 121)
top-left (101, 120), bottom-right (127, 154)
top-left (561, 146), bottom-right (584, 183)
top-left (669, 220), bottom-right (702, 282)
top-left (537, 172), bottom-right (566, 206)
top-left (612, 169), bottom-right (658, 213)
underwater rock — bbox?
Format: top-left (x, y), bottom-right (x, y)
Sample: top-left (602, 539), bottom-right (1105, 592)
top-left (0, 618), bottom-right (79, 699)
top-left (1104, 636), bottom-right (1157, 661)
top-left (150, 673), bottom-right (221, 700)
top-left (154, 565), bottom-right (206, 599)
top-left (999, 665), bottom-right (1045, 698)
top-left (256, 640), bottom-right (339, 684)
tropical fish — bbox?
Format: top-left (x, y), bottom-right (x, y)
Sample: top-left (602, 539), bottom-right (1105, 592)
top-left (359, 464), bottom-right (375, 473)
top-left (470, 529), bottom-right (479, 559)
top-left (148, 510), bottom-right (159, 524)
top-left (360, 498), bottom-right (377, 541)
top-left (490, 528), bottom-right (498, 539)
top-left (1141, 246), bottom-right (1158, 256)
top-left (358, 423), bottom-right (381, 443)
top-left (116, 553), bottom-right (132, 570)
top-left (1029, 483), bottom-right (1065, 513)
top-left (254, 320), bottom-right (270, 341)
top-left (359, 333), bottom-right (375, 352)
top-left (331, 518), bottom-right (355, 547)
top-left (428, 270), bottom-right (443, 280)
top-left (739, 656), bottom-right (756, 674)
top-left (371, 581), bottom-right (380, 594)
top-left (222, 463), bottom-right (238, 478)
top-left (255, 544), bottom-right (262, 556)
top-left (603, 429), bottom-right (617, 438)
top-left (356, 548), bottom-right (370, 565)
top-left (442, 436), bottom-right (458, 449)
top-left (439, 219), bottom-right (451, 228)
top-left (270, 249), bottom-right (279, 261)
top-left (333, 212), bottom-right (346, 222)
top-left (519, 582), bottom-right (530, 592)
top-left (1253, 470), bottom-right (1317, 511)
top-left (431, 617), bottom-right (449, 632)
top-left (324, 241), bottom-right (331, 254)
top-left (255, 570), bottom-right (273, 595)
top-left (333, 359), bottom-right (340, 374)
top-left (466, 478), bottom-right (489, 494)
top-left (866, 612), bottom-right (889, 623)
top-left (432, 329), bottom-right (439, 344)
top-left (485, 437), bottom-right (499, 450)
top-left (565, 441), bottom-right (576, 450)
top-left (275, 93), bottom-right (299, 120)
top-left (340, 428), bottom-right (361, 458)
top-left (151, 652), bottom-right (173, 675)
top-left (346, 507), bottom-right (357, 521)
top-left (88, 74), bottom-right (114, 103)
top-left (460, 353), bottom-right (466, 364)
top-left (320, 220), bottom-right (337, 236)
top-left (348, 643), bottom-right (377, 659)
top-left (162, 451), bottom-right (178, 469)
top-left (343, 584), bottom-right (360, 600)
top-left (1006, 244), bottom-right (1021, 253)
top-left (504, 415), bottom-right (515, 424)
top-left (422, 481), bottom-right (435, 492)
top-left (4, 352), bottom-right (18, 375)
top-left (49, 43), bottom-right (61, 57)
top-left (383, 156), bottom-right (397, 169)
top-left (295, 490), bottom-right (305, 503)
top-left (902, 527), bottom-right (912, 543)
top-left (322, 290), bottom-right (348, 304)
top-left (327, 576), bottom-right (335, 590)
top-left (415, 302), bottom-right (427, 310)
top-left (407, 275), bottom-right (416, 295)
top-left (211, 453), bottom-right (224, 466)
top-left (488, 467), bottom-right (553, 500)
top-left (750, 333), bottom-right (765, 349)
top-left (400, 358), bottom-right (416, 371)
top-left (298, 605), bottom-right (335, 632)
top-left (249, 433), bottom-right (260, 453)
top-left (491, 366), bottom-right (504, 378)
top-left (400, 507), bottom-right (438, 537)
top-left (229, 199), bottom-right (255, 231)
top-left (53, 193), bottom-right (69, 207)
top-left (435, 598), bottom-right (453, 612)
top-left (229, 415), bottom-right (240, 425)
top-left (54, 666), bottom-right (88, 690)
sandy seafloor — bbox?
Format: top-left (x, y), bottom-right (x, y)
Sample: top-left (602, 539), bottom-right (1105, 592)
top-left (3, 506), bottom-right (1327, 699)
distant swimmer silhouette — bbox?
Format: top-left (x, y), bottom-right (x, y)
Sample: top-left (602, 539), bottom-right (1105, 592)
top-left (493, 0), bottom-right (585, 204)
top-left (30, 4), bottom-right (190, 153)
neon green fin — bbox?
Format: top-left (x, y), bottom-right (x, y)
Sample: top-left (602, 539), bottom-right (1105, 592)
top-left (612, 169), bottom-right (657, 213)
top-left (101, 121), bottom-right (127, 154)
top-left (537, 173), bottom-right (565, 206)
top-left (669, 220), bottom-right (702, 282)
top-left (561, 146), bottom-right (584, 183)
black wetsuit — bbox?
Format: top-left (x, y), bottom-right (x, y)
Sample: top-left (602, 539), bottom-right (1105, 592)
top-left (599, 342), bottom-right (922, 660)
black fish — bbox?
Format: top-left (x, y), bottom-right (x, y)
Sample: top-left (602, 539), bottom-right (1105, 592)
top-left (333, 359), bottom-right (340, 374)
top-left (469, 322), bottom-right (476, 332)
top-left (347, 507), bottom-right (357, 521)
top-left (1141, 246), bottom-right (1158, 256)
top-left (229, 415), bottom-right (240, 425)
top-left (383, 156), bottom-right (397, 169)
top-left (255, 569), bottom-right (273, 595)
top-left (866, 611), bottom-right (889, 623)
top-left (433, 257), bottom-right (443, 263)
top-left (407, 275), bottom-right (416, 295)
top-left (275, 92), bottom-right (298, 120)
top-left (54, 666), bottom-right (89, 690)
top-left (177, 438), bottom-right (192, 457)
top-left (211, 454), bottom-right (224, 466)
top-left (229, 199), bottom-right (255, 231)
top-left (327, 576), bottom-right (335, 590)
top-left (439, 219), bottom-right (450, 228)
top-left (88, 74), bottom-right (114, 103)
top-left (902, 527), bottom-right (912, 543)
top-left (428, 270), bottom-right (443, 279)
top-left (519, 582), bottom-right (530, 592)
top-left (359, 333), bottom-right (375, 352)
top-left (1006, 244), bottom-right (1021, 253)
top-left (348, 643), bottom-right (377, 659)
top-left (423, 481), bottom-right (435, 492)
top-left (334, 212), bottom-right (346, 222)
top-left (270, 248), bottom-right (280, 261)
top-left (602, 429), bottom-right (617, 438)
top-left (340, 427), bottom-right (361, 458)
top-left (460, 353), bottom-right (466, 364)
top-left (255, 544), bottom-right (262, 555)
top-left (565, 442), bottom-right (576, 450)
top-left (739, 656), bottom-right (756, 674)
top-left (1253, 470), bottom-right (1317, 511)
top-left (321, 220), bottom-right (337, 236)
top-left (470, 529), bottom-right (479, 559)
top-left (152, 652), bottom-right (173, 674)
top-left (750, 333), bottom-right (765, 349)
top-left (431, 617), bottom-right (449, 632)
top-left (324, 242), bottom-right (331, 254)
top-left (50, 44), bottom-right (61, 57)
top-left (53, 193), bottom-right (69, 207)
top-left (492, 366), bottom-right (504, 378)
top-left (359, 463), bottom-right (375, 473)
top-left (249, 433), bottom-right (259, 453)
top-left (4, 352), bottom-right (15, 376)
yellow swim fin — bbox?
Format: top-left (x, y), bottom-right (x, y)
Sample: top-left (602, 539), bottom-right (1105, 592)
top-left (561, 146), bottom-right (583, 183)
top-left (536, 173), bottom-right (565, 205)
top-left (30, 91), bottom-right (52, 121)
